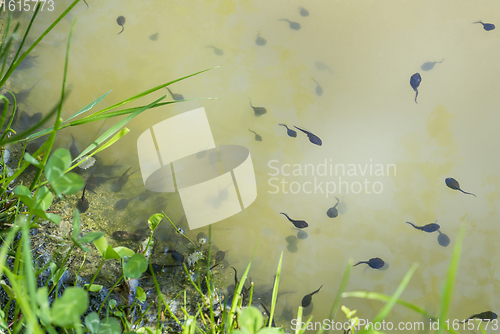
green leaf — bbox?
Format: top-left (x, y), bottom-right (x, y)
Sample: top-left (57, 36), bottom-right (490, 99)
top-left (23, 152), bottom-right (41, 167)
top-left (50, 172), bottom-right (84, 196)
top-left (97, 316), bottom-right (121, 334)
top-left (34, 186), bottom-right (53, 211)
top-left (0, 280), bottom-right (15, 299)
top-left (14, 185), bottom-right (33, 209)
top-left (44, 212), bottom-right (61, 224)
top-left (84, 312), bottom-right (100, 334)
top-left (73, 209), bottom-right (80, 240)
top-left (45, 148), bottom-right (84, 197)
top-left (147, 213), bottom-right (163, 232)
top-left (35, 287), bottom-right (52, 325)
top-left (113, 246), bottom-right (135, 258)
top-left (136, 286), bottom-right (146, 303)
top-left (124, 253), bottom-right (148, 279)
top-left (52, 287), bottom-right (89, 327)
top-left (84, 284), bottom-right (103, 292)
top-left (108, 299), bottom-right (117, 309)
top-left (0, 309), bottom-right (7, 330)
top-left (93, 236), bottom-right (108, 258)
top-left (78, 232), bottom-right (105, 244)
top-left (103, 245), bottom-right (121, 260)
top-left (239, 306), bottom-right (264, 334)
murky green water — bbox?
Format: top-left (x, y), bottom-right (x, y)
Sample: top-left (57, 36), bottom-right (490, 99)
top-left (8, 0), bottom-right (500, 331)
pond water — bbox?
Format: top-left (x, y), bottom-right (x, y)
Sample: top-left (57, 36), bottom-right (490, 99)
top-left (8, 0), bottom-right (500, 331)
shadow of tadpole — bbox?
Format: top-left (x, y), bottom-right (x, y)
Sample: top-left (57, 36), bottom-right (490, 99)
top-left (297, 230), bottom-right (308, 239)
top-left (286, 235), bottom-right (298, 253)
top-left (437, 230), bottom-right (450, 247)
top-left (303, 302), bottom-right (314, 316)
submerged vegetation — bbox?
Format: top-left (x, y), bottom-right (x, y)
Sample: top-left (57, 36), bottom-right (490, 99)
top-left (0, 1), bottom-right (495, 334)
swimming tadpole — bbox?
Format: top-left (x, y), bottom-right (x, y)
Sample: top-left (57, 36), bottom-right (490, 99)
top-left (69, 134), bottom-right (79, 160)
top-left (421, 59), bottom-right (444, 71)
top-left (117, 16), bottom-right (126, 34)
top-left (280, 212), bottom-right (308, 228)
top-left (76, 186), bottom-right (89, 213)
top-left (294, 126), bottom-right (322, 146)
top-left (279, 19), bottom-right (301, 31)
top-left (462, 311), bottom-right (497, 322)
top-left (406, 221), bottom-right (440, 233)
top-left (354, 257), bottom-right (385, 269)
top-left (255, 32), bottom-right (267, 46)
top-left (301, 285), bottom-right (322, 307)
top-left (206, 45), bottom-right (224, 55)
top-left (410, 73), bottom-right (421, 103)
top-left (445, 178), bottom-right (476, 197)
top-left (299, 7), bottom-right (309, 17)
top-left (474, 21), bottom-right (495, 31)
top-left (248, 129), bottom-right (262, 141)
top-left (111, 167), bottom-right (138, 192)
top-left (314, 61), bottom-right (333, 73)
top-left (114, 198), bottom-right (131, 210)
top-left (249, 99), bottom-right (267, 116)
top-left (215, 250), bottom-right (229, 262)
top-left (326, 197), bottom-right (340, 218)
top-left (279, 124), bottom-right (297, 137)
top-left (312, 78), bottom-right (323, 96)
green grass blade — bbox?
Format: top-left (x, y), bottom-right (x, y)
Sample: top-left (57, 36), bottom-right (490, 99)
top-left (437, 225), bottom-right (466, 334)
top-left (355, 263), bottom-right (418, 334)
top-left (373, 263), bottom-right (418, 321)
top-left (228, 242), bottom-right (259, 330)
top-left (342, 291), bottom-right (434, 319)
top-left (92, 67), bottom-right (216, 116)
top-left (0, 0), bottom-right (80, 87)
top-left (25, 90), bottom-right (112, 140)
top-left (68, 100), bottom-right (179, 126)
top-left (22, 214), bottom-right (37, 319)
top-left (6, 2), bottom-right (41, 75)
top-left (268, 251), bottom-right (283, 328)
top-left (68, 127), bottom-right (129, 170)
top-left (1, 98), bottom-right (61, 145)
top-left (317, 259), bottom-right (353, 334)
top-left (72, 95), bottom-right (166, 162)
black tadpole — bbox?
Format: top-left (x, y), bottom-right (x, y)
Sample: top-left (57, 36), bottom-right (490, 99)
top-left (76, 186), bottom-right (89, 213)
top-left (301, 285), bottom-right (322, 307)
top-left (410, 73), bottom-right (421, 103)
top-left (279, 124), bottom-right (297, 137)
top-left (280, 212), bottom-right (308, 228)
top-left (445, 178), bottom-right (476, 197)
top-left (117, 16), bottom-right (126, 34)
top-left (354, 257), bottom-right (384, 269)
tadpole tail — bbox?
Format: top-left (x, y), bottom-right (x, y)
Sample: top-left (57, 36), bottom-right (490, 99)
top-left (118, 26), bottom-right (124, 35)
top-left (459, 189), bottom-right (476, 197)
top-left (81, 185), bottom-right (87, 200)
top-left (280, 212), bottom-right (290, 220)
top-left (414, 89), bottom-right (418, 103)
top-left (353, 261), bottom-right (366, 267)
top-left (83, 0), bottom-right (89, 9)
top-left (406, 221), bottom-right (417, 229)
